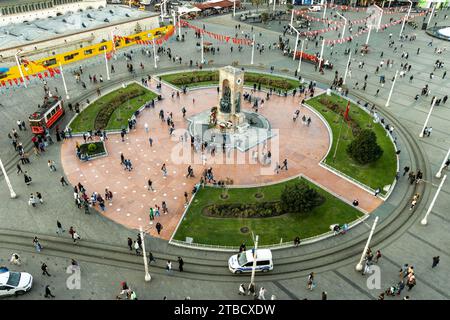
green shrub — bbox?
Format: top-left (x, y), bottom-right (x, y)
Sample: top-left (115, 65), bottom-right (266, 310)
top-left (280, 181), bottom-right (325, 214)
top-left (347, 129), bottom-right (384, 164)
top-left (87, 143), bottom-right (97, 153)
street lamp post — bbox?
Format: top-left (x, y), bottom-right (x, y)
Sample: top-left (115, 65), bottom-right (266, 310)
top-left (178, 12), bottom-right (182, 38)
top-left (250, 234), bottom-right (259, 287)
top-left (273, 0), bottom-right (276, 12)
top-left (297, 39), bottom-right (304, 74)
top-left (58, 62), bottom-right (70, 100)
top-left (428, 4), bottom-right (435, 25)
top-left (419, 98), bottom-right (436, 138)
top-left (153, 40), bottom-right (157, 68)
top-left (318, 39), bottom-right (325, 70)
top-left (251, 34), bottom-right (255, 65)
top-left (139, 226), bottom-right (152, 282)
top-left (385, 69), bottom-right (399, 107)
top-left (343, 51), bottom-right (352, 85)
top-left (104, 51), bottom-right (110, 81)
top-left (374, 4), bottom-right (383, 32)
top-left (336, 11), bottom-right (347, 39)
top-left (201, 33), bottom-right (205, 64)
top-left (399, 0), bottom-right (413, 39)
top-left (290, 9), bottom-right (294, 26)
top-left (355, 216), bottom-right (379, 271)
top-left (233, 0), bottom-right (236, 17)
top-left (436, 147), bottom-right (450, 178)
top-left (14, 50), bottom-right (27, 88)
top-left (421, 175), bottom-right (447, 225)
top-left (293, 33), bottom-right (299, 61)
top-left (0, 157), bottom-right (17, 199)
top-left (323, 1), bottom-right (327, 20)
top-left (365, 25), bottom-right (372, 45)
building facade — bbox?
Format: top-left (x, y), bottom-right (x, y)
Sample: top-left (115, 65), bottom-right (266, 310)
top-left (0, 0), bottom-right (107, 26)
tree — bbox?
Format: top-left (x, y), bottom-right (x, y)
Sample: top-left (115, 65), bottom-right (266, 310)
top-left (252, 0), bottom-right (263, 12)
top-left (261, 12), bottom-right (269, 24)
top-left (280, 181), bottom-right (325, 214)
top-left (346, 129), bottom-right (383, 164)
top-left (135, 22), bottom-right (142, 33)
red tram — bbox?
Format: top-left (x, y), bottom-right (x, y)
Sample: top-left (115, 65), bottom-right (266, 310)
top-left (28, 97), bottom-right (65, 135)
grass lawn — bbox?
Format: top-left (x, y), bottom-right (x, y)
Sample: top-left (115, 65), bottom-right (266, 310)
top-left (161, 70), bottom-right (300, 91)
top-left (306, 93), bottom-right (397, 193)
top-left (70, 83), bottom-right (157, 133)
top-left (173, 177), bottom-right (363, 246)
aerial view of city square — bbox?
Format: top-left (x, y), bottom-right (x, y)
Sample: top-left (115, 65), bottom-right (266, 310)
top-left (0, 0), bottom-right (449, 315)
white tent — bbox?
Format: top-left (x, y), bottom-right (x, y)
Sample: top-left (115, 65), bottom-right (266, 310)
top-left (177, 5), bottom-right (202, 15)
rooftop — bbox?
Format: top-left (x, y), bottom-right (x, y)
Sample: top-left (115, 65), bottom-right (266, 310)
top-left (0, 5), bottom-right (154, 50)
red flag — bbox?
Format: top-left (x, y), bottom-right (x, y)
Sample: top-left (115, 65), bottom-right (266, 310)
top-left (343, 101), bottom-right (350, 121)
top-left (13, 78), bottom-right (18, 85)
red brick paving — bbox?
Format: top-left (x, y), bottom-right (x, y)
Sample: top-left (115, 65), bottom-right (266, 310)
top-left (61, 80), bottom-right (382, 239)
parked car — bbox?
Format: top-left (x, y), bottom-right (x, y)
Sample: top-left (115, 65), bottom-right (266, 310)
top-left (228, 249), bottom-right (273, 274)
top-left (0, 269), bottom-right (33, 297)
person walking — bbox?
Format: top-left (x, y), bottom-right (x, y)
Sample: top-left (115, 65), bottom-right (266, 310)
top-left (73, 231), bottom-right (81, 243)
top-left (375, 250), bottom-right (382, 263)
top-left (258, 287), bottom-right (266, 300)
top-left (9, 253), bottom-right (21, 266)
top-left (147, 179), bottom-right (154, 191)
top-left (156, 222), bottom-right (163, 235)
top-left (166, 260), bottom-right (172, 273)
top-left (239, 283), bottom-right (246, 295)
top-left (307, 272), bottom-right (315, 290)
top-left (134, 241), bottom-right (141, 255)
top-left (41, 263), bottom-right (51, 276)
top-left (148, 251), bottom-right (156, 264)
top-left (56, 221), bottom-right (65, 235)
top-left (16, 163), bottom-right (23, 175)
top-left (44, 285), bottom-right (55, 298)
top-left (178, 257), bottom-right (184, 272)
top-left (432, 256), bottom-right (440, 268)
top-left (127, 237), bottom-right (133, 251)
top-left (161, 163), bottom-right (167, 177)
top-left (33, 237), bottom-right (42, 252)
top-left (60, 176), bottom-right (69, 186)
top-left (280, 159), bottom-right (288, 171)
top-left (321, 291), bottom-right (327, 300)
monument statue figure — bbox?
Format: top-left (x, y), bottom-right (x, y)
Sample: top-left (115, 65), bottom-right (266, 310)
top-left (235, 93), bottom-right (241, 113)
top-left (219, 86), bottom-right (232, 113)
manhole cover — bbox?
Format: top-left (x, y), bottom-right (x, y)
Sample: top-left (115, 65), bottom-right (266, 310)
top-left (240, 227), bottom-right (249, 234)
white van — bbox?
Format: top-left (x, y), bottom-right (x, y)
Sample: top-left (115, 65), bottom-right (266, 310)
top-left (308, 5), bottom-right (322, 12)
top-left (228, 249), bottom-right (273, 274)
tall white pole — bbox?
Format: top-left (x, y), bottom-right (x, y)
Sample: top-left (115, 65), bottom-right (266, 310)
top-left (365, 25), bottom-right (372, 45)
top-left (250, 235), bottom-right (259, 286)
top-left (273, 0), bottom-right (276, 12)
top-left (323, 2), bottom-right (327, 20)
top-left (172, 10), bottom-right (176, 34)
top-left (421, 175), bottom-right (447, 225)
top-left (428, 4), bottom-right (435, 25)
top-left (58, 62), bottom-right (69, 100)
top-left (14, 51), bottom-right (27, 88)
top-left (293, 33), bottom-right (299, 61)
top-left (233, 0), bottom-right (236, 17)
top-left (355, 216), bottom-right (379, 271)
top-left (343, 51), bottom-right (351, 85)
top-left (297, 39), bottom-right (304, 73)
top-left (385, 69), bottom-right (398, 107)
top-left (336, 12), bottom-right (346, 39)
top-left (399, 0), bottom-right (412, 38)
top-left (153, 40), bottom-right (157, 68)
top-left (436, 147), bottom-right (450, 178)
top-left (419, 99), bottom-right (436, 137)
top-left (139, 226), bottom-right (152, 282)
top-left (319, 39), bottom-right (325, 69)
top-left (0, 157), bottom-right (17, 199)
top-left (160, 0), bottom-right (164, 20)
top-left (290, 9), bottom-right (294, 26)
top-left (251, 34), bottom-right (255, 65)
top-left (201, 33), bottom-right (205, 64)
top-left (178, 12), bottom-right (182, 38)
top-left (374, 4), bottom-right (383, 32)
top-left (104, 51), bottom-right (110, 81)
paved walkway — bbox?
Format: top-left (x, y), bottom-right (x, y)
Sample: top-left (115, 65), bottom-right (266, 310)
top-left (61, 79), bottom-right (382, 239)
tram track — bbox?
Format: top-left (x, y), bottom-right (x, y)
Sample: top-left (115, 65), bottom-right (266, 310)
top-left (0, 65), bottom-right (431, 283)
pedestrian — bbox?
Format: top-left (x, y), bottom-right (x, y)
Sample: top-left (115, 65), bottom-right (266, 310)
top-left (16, 163), bottom-right (23, 175)
top-left (321, 291), bottom-right (327, 300)
top-left (239, 283), bottom-right (246, 295)
top-left (149, 137), bottom-right (153, 146)
top-left (403, 166), bottom-right (410, 176)
top-left (161, 163), bottom-right (167, 177)
top-left (24, 172), bottom-right (32, 186)
top-left (9, 253), bottom-right (21, 266)
top-left (127, 237), bottom-right (133, 251)
top-left (258, 287), bottom-right (266, 300)
top-left (73, 231), bottom-right (81, 243)
top-left (33, 236), bottom-right (42, 252)
top-left (148, 251), bottom-right (156, 264)
top-left (56, 220), bottom-right (65, 235)
top-left (44, 285), bottom-right (55, 298)
top-left (432, 256), bottom-right (440, 268)
top-left (280, 159), bottom-right (288, 170)
top-left (134, 241), bottom-right (141, 255)
top-left (41, 263), bottom-right (51, 276)
top-left (307, 272), bottom-right (315, 290)
top-left (166, 260), bottom-right (172, 273)
top-left (60, 176), bottom-right (68, 186)
top-left (156, 222), bottom-right (163, 235)
top-left (178, 257), bottom-right (184, 272)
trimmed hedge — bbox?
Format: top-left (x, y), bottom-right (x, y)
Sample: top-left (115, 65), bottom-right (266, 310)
top-left (94, 87), bottom-right (146, 130)
top-left (205, 201), bottom-right (284, 218)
